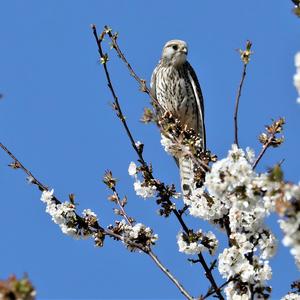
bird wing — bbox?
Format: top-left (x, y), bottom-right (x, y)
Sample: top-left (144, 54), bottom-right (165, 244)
top-left (186, 62), bottom-right (206, 150)
top-left (150, 62), bottom-right (160, 99)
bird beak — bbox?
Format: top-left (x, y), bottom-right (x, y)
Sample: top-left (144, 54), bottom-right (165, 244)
top-left (180, 47), bottom-right (188, 54)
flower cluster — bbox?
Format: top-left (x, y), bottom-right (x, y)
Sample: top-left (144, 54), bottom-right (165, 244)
top-left (161, 133), bottom-right (190, 158)
top-left (180, 140), bottom-right (300, 298)
top-left (177, 230), bottom-right (218, 255)
top-left (128, 162), bottom-right (157, 199)
top-left (293, 52), bottom-right (300, 104)
top-left (40, 189), bottom-right (97, 239)
top-left (159, 112), bottom-right (216, 187)
top-left (185, 145), bottom-right (268, 222)
top-left (281, 293), bottom-right (300, 300)
top-left (0, 275), bottom-right (36, 300)
top-left (281, 280), bottom-right (300, 299)
top-left (183, 145), bottom-right (280, 298)
top-left (278, 184), bottom-right (300, 268)
top-left (224, 280), bottom-right (273, 300)
top-left (219, 246), bottom-right (272, 283)
top-left (109, 220), bottom-right (158, 251)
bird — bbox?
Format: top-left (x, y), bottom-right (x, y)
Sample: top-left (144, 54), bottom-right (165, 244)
top-left (150, 39), bottom-right (206, 197)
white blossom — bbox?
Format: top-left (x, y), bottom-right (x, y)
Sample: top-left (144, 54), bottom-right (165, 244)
top-left (185, 187), bottom-right (227, 221)
top-left (218, 247), bottom-right (271, 284)
top-left (280, 210), bottom-right (300, 268)
top-left (49, 203), bottom-right (79, 237)
top-left (281, 293), bottom-right (300, 300)
top-left (40, 189), bottom-right (84, 238)
top-left (205, 231), bottom-right (219, 255)
top-left (294, 52), bottom-right (300, 104)
top-left (258, 230), bottom-right (277, 259)
top-left (128, 161), bottom-right (137, 176)
top-left (119, 220), bottom-right (158, 250)
top-left (82, 208), bottom-right (98, 219)
top-left (60, 224), bottom-right (78, 237)
top-left (218, 246), bottom-right (254, 282)
top-left (135, 141), bottom-right (142, 148)
top-left (129, 223), bottom-right (158, 242)
top-left (40, 189), bottom-right (54, 204)
top-left (160, 134), bottom-right (189, 157)
top-left (295, 52), bottom-right (300, 68)
top-left (245, 147), bottom-right (255, 164)
top-left (177, 232), bottom-right (204, 255)
top-left (128, 161), bottom-right (157, 199)
top-left (188, 145), bottom-right (271, 225)
top-left (177, 230), bottom-right (218, 255)
top-left (205, 144), bottom-right (255, 204)
top-left (225, 282), bottom-right (251, 300)
top-left (254, 259), bottom-right (272, 282)
top-left (284, 183), bottom-right (300, 202)
top-left (133, 180), bottom-right (156, 199)
top-left (48, 202), bottom-right (75, 224)
top-left (230, 233), bottom-right (254, 255)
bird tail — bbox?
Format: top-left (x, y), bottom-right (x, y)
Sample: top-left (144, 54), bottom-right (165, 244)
top-left (178, 155), bottom-right (194, 197)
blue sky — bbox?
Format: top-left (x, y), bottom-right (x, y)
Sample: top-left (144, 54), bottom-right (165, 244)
top-left (0, 1), bottom-right (299, 299)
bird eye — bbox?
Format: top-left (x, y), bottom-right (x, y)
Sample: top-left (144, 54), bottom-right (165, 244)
top-left (172, 45), bottom-right (178, 50)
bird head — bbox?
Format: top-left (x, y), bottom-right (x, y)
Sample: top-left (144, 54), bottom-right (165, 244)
top-left (161, 40), bottom-right (188, 66)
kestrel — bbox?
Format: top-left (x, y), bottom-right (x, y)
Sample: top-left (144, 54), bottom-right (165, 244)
top-left (151, 40), bottom-right (206, 196)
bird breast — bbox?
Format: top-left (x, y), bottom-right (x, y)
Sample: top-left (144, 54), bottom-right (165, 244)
top-left (155, 65), bottom-right (198, 132)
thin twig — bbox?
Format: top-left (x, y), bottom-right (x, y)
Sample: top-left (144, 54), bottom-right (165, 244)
top-left (110, 185), bottom-right (194, 299)
top-left (0, 141), bottom-right (194, 300)
top-left (0, 143), bottom-right (47, 192)
top-left (252, 141), bottom-right (270, 170)
top-left (202, 277), bottom-right (235, 299)
top-left (148, 250), bottom-right (194, 300)
top-left (92, 25), bottom-right (148, 168)
top-left (197, 253), bottom-right (222, 299)
top-left (234, 63), bottom-right (247, 148)
top-left (104, 26), bottom-right (162, 110)
top-left (111, 187), bottom-right (132, 225)
top-left (92, 24), bottom-right (224, 300)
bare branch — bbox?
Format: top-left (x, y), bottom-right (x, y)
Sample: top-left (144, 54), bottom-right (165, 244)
top-left (0, 142), bottom-right (48, 192)
top-left (104, 25), bottom-right (162, 110)
top-left (148, 250), bottom-right (194, 300)
top-left (252, 143), bottom-right (269, 170)
top-left (234, 40), bottom-right (252, 147)
top-left (234, 64), bottom-right (247, 147)
top-left (112, 186), bottom-right (133, 225)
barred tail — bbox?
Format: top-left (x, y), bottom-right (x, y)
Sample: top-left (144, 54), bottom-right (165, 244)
top-left (178, 156), bottom-right (194, 197)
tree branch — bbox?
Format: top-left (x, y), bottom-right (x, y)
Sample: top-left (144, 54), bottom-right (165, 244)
top-left (0, 142), bottom-right (48, 192)
top-left (104, 25), bottom-right (162, 110)
top-left (234, 41), bottom-right (252, 148)
top-left (202, 277), bottom-right (236, 299)
top-left (148, 250), bottom-right (194, 300)
top-left (252, 143), bottom-right (269, 170)
top-left (92, 24), bottom-right (224, 300)
top-left (0, 141), bottom-right (194, 300)
top-left (111, 186), bottom-right (133, 226)
top-left (234, 63), bottom-right (247, 148)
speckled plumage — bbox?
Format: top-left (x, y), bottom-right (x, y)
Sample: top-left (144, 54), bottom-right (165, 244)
top-left (151, 40), bottom-right (206, 195)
